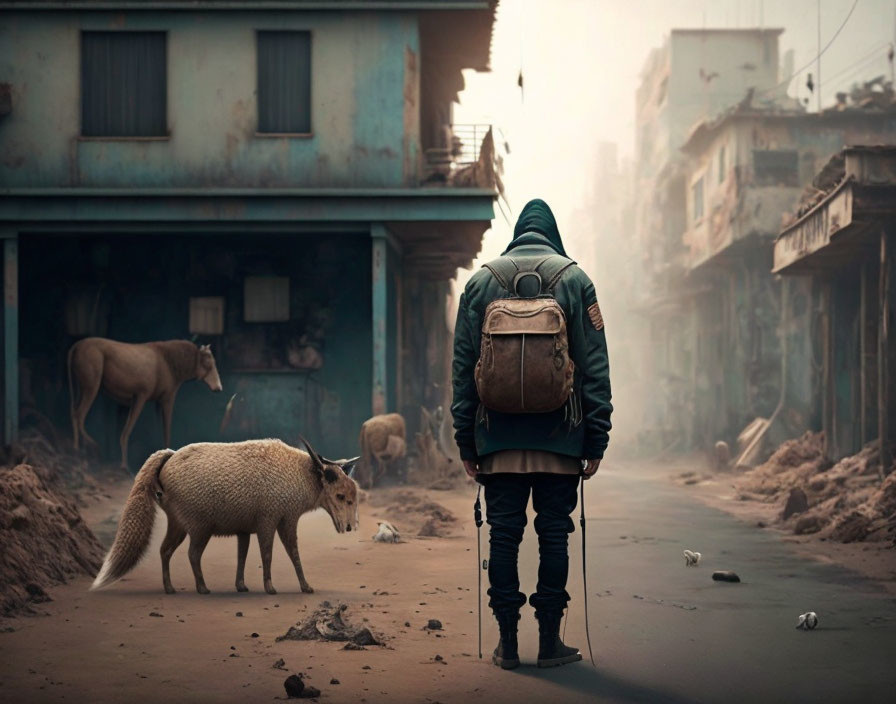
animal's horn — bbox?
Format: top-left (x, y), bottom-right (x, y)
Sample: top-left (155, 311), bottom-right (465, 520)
top-left (336, 456), bottom-right (361, 478)
top-left (299, 435), bottom-right (324, 470)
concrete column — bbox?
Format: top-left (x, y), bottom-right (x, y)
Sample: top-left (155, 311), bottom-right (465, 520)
top-left (3, 235), bottom-right (18, 445)
top-left (371, 224), bottom-right (388, 416)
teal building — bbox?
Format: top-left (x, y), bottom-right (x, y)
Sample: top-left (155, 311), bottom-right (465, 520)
top-left (0, 0), bottom-right (498, 461)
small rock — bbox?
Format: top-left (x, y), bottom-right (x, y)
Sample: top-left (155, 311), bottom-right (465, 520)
top-left (284, 675), bottom-right (305, 698)
top-left (250, 632), bottom-right (259, 638)
top-left (782, 488), bottom-right (809, 520)
top-left (235, 612), bottom-right (243, 617)
top-left (404, 621), bottom-right (411, 627)
top-left (434, 654), bottom-right (443, 662)
top-left (712, 570), bottom-right (740, 583)
top-left (352, 627), bottom-right (381, 646)
top-left (148, 612), bottom-right (163, 618)
top-left (330, 678), bottom-right (340, 685)
top-left (300, 685), bottom-right (321, 698)
top-left (425, 619), bottom-right (442, 631)
top-left (343, 642), bottom-right (365, 651)
top-left (273, 659), bottom-right (287, 670)
top-left (362, 665), bottom-right (371, 670)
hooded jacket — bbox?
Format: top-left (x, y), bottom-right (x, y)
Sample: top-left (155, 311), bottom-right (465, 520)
top-left (451, 199), bottom-right (613, 461)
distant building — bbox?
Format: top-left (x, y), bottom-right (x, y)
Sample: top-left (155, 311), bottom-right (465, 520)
top-left (775, 146), bottom-right (896, 466)
top-left (0, 0), bottom-right (498, 459)
top-left (633, 27), bottom-right (786, 450)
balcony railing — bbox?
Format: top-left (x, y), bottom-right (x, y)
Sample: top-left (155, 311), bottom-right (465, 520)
top-left (423, 123), bottom-right (506, 195)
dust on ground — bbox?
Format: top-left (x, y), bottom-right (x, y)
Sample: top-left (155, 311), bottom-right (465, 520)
top-left (671, 433), bottom-right (896, 592)
top-left (368, 487), bottom-right (461, 538)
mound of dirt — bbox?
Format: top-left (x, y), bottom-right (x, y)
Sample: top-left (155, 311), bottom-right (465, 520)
top-left (735, 435), bottom-right (896, 544)
top-left (0, 463), bottom-right (105, 615)
top-left (277, 602), bottom-right (384, 647)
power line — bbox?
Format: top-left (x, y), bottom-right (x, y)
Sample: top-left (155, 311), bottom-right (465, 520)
top-left (758, 0), bottom-right (861, 99)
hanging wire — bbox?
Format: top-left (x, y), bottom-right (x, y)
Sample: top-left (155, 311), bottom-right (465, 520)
top-left (755, 0), bottom-right (860, 100)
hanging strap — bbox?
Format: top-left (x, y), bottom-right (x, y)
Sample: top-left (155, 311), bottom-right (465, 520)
top-left (482, 254), bottom-right (576, 296)
top-left (580, 471), bottom-right (595, 667)
top-left (474, 484), bottom-right (483, 659)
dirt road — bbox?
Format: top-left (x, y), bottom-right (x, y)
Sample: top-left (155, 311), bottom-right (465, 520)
top-left (2, 461), bottom-right (896, 703)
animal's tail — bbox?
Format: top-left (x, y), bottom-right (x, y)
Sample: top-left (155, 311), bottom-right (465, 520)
top-left (91, 449), bottom-right (175, 591)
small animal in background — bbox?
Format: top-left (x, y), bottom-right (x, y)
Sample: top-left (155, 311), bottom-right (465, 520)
top-left (357, 413), bottom-right (407, 489)
top-left (373, 521), bottom-right (401, 543)
top-left (796, 612), bottom-right (818, 630)
top-left (683, 550), bottom-right (702, 566)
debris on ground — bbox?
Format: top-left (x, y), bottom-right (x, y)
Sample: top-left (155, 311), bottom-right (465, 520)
top-left (372, 521), bottom-right (401, 543)
top-left (683, 550), bottom-right (701, 566)
top-left (273, 658), bottom-right (287, 670)
top-left (0, 462), bottom-right (105, 615)
top-left (796, 612), bottom-right (818, 630)
top-left (712, 570), bottom-right (741, 583)
top-left (424, 619), bottom-right (442, 631)
top-left (370, 489), bottom-right (458, 538)
top-left (283, 673), bottom-right (322, 699)
top-left (733, 434), bottom-right (896, 544)
top-left (277, 601), bottom-right (385, 646)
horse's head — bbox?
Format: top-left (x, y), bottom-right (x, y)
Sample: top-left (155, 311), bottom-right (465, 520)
top-left (197, 344), bottom-right (223, 392)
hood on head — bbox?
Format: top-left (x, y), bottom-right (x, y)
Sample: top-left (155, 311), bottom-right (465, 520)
top-left (503, 198), bottom-right (567, 257)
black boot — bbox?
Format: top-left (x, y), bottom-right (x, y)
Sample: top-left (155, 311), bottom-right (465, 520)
top-left (492, 609), bottom-right (520, 670)
top-left (536, 610), bottom-right (582, 668)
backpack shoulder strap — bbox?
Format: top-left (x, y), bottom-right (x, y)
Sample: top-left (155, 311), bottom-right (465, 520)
top-left (482, 257), bottom-right (520, 293)
top-left (535, 255), bottom-right (577, 293)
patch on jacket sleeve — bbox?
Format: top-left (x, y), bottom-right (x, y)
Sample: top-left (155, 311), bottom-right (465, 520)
top-left (587, 301), bottom-right (604, 331)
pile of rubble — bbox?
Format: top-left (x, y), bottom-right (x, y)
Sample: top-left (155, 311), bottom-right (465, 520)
top-left (277, 601), bottom-right (384, 649)
top-left (736, 432), bottom-right (896, 543)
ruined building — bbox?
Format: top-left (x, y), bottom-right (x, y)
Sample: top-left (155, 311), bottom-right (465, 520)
top-left (775, 146), bottom-right (896, 467)
top-left (634, 27), bottom-right (787, 450)
top-left (0, 0), bottom-right (498, 459)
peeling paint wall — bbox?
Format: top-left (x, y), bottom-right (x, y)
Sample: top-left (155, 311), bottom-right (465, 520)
top-left (0, 10), bottom-right (421, 188)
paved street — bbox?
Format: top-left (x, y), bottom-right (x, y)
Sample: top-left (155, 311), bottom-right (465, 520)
top-left (2, 461), bottom-right (895, 703)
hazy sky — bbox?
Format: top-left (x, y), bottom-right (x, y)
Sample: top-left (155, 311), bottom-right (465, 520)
top-left (454, 0), bottom-right (896, 265)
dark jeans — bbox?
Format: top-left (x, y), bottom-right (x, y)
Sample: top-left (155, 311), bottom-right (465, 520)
top-left (481, 472), bottom-right (579, 615)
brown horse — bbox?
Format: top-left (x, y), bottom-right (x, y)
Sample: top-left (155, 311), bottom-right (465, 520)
top-left (68, 338), bottom-right (223, 468)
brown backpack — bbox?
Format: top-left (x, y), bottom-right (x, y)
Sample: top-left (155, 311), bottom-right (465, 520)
top-left (474, 254), bottom-right (576, 414)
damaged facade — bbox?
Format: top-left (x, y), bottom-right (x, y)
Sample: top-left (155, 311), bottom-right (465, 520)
top-left (636, 27), bottom-right (896, 467)
top-left (775, 146), bottom-right (896, 467)
top-left (0, 0), bottom-right (498, 460)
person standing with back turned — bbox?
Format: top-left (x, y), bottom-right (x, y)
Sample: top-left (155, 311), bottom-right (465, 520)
top-left (451, 198), bottom-right (612, 669)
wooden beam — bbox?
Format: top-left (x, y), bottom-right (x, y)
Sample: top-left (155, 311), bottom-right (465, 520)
top-left (3, 235), bottom-right (18, 446)
top-left (822, 280), bottom-right (834, 459)
top-left (371, 224), bottom-right (388, 416)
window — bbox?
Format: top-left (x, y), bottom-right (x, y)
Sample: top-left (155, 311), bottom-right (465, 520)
top-left (718, 145), bottom-right (726, 184)
top-left (189, 297), bottom-right (225, 335)
top-left (692, 177), bottom-right (704, 222)
top-left (81, 32), bottom-right (167, 137)
top-left (244, 276), bottom-right (290, 322)
top-left (753, 149), bottom-right (799, 186)
top-left (257, 31), bottom-right (311, 134)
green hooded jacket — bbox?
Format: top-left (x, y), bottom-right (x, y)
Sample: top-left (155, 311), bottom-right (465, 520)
top-left (451, 199), bottom-right (613, 461)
